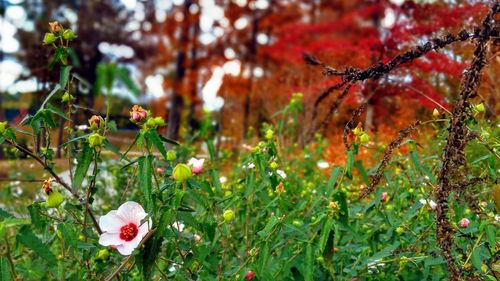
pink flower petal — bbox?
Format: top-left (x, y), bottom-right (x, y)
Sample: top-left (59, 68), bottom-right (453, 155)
top-left (98, 232), bottom-right (123, 246)
top-left (99, 210), bottom-right (126, 233)
top-left (115, 234), bottom-right (142, 255)
top-left (116, 201), bottom-right (148, 225)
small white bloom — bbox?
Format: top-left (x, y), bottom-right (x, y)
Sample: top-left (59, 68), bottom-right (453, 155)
top-left (171, 221), bottom-right (185, 232)
top-left (276, 170), bottom-right (287, 179)
top-left (428, 200), bottom-right (437, 210)
top-left (317, 160), bottom-right (329, 169)
top-left (419, 199), bottom-right (427, 205)
top-left (219, 176), bottom-right (227, 184)
top-left (246, 162), bottom-right (255, 169)
top-left (98, 201), bottom-right (152, 256)
top-left (77, 125), bottom-right (88, 131)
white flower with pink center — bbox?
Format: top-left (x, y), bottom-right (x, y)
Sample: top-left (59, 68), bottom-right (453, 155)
top-left (98, 201), bottom-right (152, 255)
top-left (188, 157), bottom-right (205, 175)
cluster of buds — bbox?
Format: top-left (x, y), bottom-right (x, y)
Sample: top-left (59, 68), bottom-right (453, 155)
top-left (87, 115), bottom-right (106, 148)
top-left (129, 105), bottom-right (165, 129)
top-left (352, 123), bottom-right (370, 144)
top-left (42, 179), bottom-right (64, 208)
top-left (61, 91), bottom-right (75, 103)
top-left (264, 129), bottom-right (274, 140)
top-left (43, 21), bottom-right (76, 45)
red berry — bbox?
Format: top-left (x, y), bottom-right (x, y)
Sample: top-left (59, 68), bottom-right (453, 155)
top-left (245, 270), bottom-right (255, 280)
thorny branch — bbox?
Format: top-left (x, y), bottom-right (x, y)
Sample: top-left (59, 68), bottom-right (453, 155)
top-left (435, 2), bottom-right (498, 280)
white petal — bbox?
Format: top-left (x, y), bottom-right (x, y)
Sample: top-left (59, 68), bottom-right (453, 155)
top-left (115, 234), bottom-right (142, 256)
top-left (116, 201), bottom-right (148, 225)
top-left (139, 217), bottom-right (152, 237)
top-left (99, 210), bottom-right (126, 233)
top-left (98, 233), bottom-right (122, 246)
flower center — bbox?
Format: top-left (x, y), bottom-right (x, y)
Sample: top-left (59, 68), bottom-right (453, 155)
top-left (119, 223), bottom-right (138, 241)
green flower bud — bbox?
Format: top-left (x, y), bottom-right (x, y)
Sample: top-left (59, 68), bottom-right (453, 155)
top-left (62, 29), bottom-right (76, 40)
top-left (269, 161), bottom-right (278, 170)
top-left (172, 163), bottom-right (192, 182)
top-left (167, 150), bottom-right (176, 161)
top-left (146, 118), bottom-right (157, 128)
top-left (88, 133), bottom-right (105, 148)
top-left (61, 91), bottom-right (74, 103)
top-left (96, 249), bottom-right (110, 260)
top-left (153, 116), bottom-right (165, 126)
top-left (395, 226), bottom-right (404, 234)
top-left (0, 121), bottom-right (8, 134)
top-left (359, 133), bottom-right (370, 144)
top-left (46, 190), bottom-right (64, 208)
top-left (474, 103), bottom-right (485, 113)
top-left (264, 129), bottom-right (274, 140)
top-left (292, 220), bottom-right (303, 227)
top-left (432, 108), bottom-right (440, 118)
top-left (43, 32), bottom-right (57, 45)
top-left (223, 209), bottom-right (235, 222)
top-left (352, 127), bottom-right (363, 136)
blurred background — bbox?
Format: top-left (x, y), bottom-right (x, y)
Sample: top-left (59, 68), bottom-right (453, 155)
top-left (0, 0), bottom-right (497, 161)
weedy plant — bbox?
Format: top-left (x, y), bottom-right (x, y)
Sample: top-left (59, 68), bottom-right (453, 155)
top-left (0, 6), bottom-right (499, 281)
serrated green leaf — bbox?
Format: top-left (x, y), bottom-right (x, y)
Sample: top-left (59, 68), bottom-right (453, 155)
top-left (73, 143), bottom-right (94, 189)
top-left (17, 226), bottom-right (57, 264)
top-left (138, 155), bottom-right (153, 210)
top-left (59, 65), bottom-right (72, 89)
top-left (346, 150), bottom-right (355, 179)
top-left (258, 216), bottom-right (280, 238)
top-left (0, 257), bottom-right (12, 281)
top-left (145, 129), bottom-right (166, 159)
top-left (318, 218), bottom-right (334, 254)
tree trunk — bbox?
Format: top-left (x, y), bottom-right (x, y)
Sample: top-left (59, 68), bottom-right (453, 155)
top-left (167, 0), bottom-right (193, 140)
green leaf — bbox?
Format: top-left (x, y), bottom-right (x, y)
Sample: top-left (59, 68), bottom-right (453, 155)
top-left (116, 67), bottom-right (140, 96)
top-left (471, 246), bottom-right (483, 270)
top-left (0, 218), bottom-right (30, 237)
top-left (159, 135), bottom-right (179, 146)
top-left (354, 160), bottom-right (369, 185)
top-left (258, 216), bottom-right (280, 238)
top-left (73, 143), bottom-right (94, 189)
top-left (46, 104), bottom-right (70, 121)
top-left (59, 65), bottom-right (72, 89)
top-left (304, 243), bottom-right (313, 281)
top-left (346, 150), bottom-right (355, 179)
top-left (61, 133), bottom-right (92, 147)
top-left (206, 139), bottom-right (216, 161)
top-left (16, 226), bottom-right (57, 264)
top-left (318, 218), bottom-right (334, 254)
top-left (0, 208), bottom-right (14, 219)
top-left (40, 84), bottom-right (61, 109)
top-left (145, 129), bottom-right (166, 159)
top-left (0, 257), bottom-right (12, 281)
top-left (333, 190), bottom-right (349, 224)
top-left (138, 155), bottom-right (153, 210)
top-left (58, 223), bottom-right (77, 250)
top-left (367, 241), bottom-right (400, 263)
top-left (326, 166), bottom-right (342, 192)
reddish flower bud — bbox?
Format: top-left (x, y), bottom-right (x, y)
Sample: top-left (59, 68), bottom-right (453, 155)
top-left (459, 218), bottom-right (470, 228)
top-left (130, 105), bottom-right (148, 124)
top-left (381, 192), bottom-right (388, 202)
top-left (245, 270), bottom-right (255, 280)
top-left (49, 21), bottom-right (60, 33)
top-left (89, 115), bottom-right (104, 130)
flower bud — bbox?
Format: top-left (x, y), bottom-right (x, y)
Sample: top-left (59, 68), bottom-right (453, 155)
top-left (49, 21), bottom-right (60, 33)
top-left (130, 105), bottom-right (148, 124)
top-left (96, 249), bottom-right (110, 260)
top-left (381, 192), bottom-right (388, 202)
top-left (223, 209), bottom-right (235, 222)
top-left (264, 129), bottom-right (274, 140)
top-left (46, 190), bottom-right (64, 208)
top-left (43, 33), bottom-right (57, 45)
top-left (395, 226), bottom-right (404, 234)
top-left (153, 116), bottom-right (165, 126)
top-left (88, 115), bottom-right (104, 130)
top-left (146, 118), bottom-right (157, 128)
top-left (194, 234), bottom-right (201, 242)
top-left (88, 133), bottom-right (105, 148)
top-left (0, 121), bottom-right (8, 134)
top-left (275, 182), bottom-right (284, 194)
top-left (474, 103), bottom-right (485, 113)
top-left (167, 150), bottom-right (176, 161)
top-left (328, 201), bottom-right (338, 209)
top-left (359, 132), bottom-right (370, 144)
top-left (269, 161), bottom-right (278, 170)
top-left (432, 108), bottom-right (440, 118)
top-left (172, 163), bottom-right (192, 182)
top-left (459, 218), bottom-right (470, 228)
top-left (188, 158), bottom-right (205, 175)
top-left (61, 91), bottom-right (74, 103)
top-left (62, 29), bottom-right (76, 40)
top-left (244, 270), bottom-right (255, 280)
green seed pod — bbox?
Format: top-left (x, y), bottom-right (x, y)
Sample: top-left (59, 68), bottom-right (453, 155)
top-left (223, 209), bottom-right (235, 222)
top-left (166, 150), bottom-right (176, 161)
top-left (172, 163), bottom-right (192, 182)
top-left (88, 133), bottom-right (105, 148)
top-left (62, 29), bottom-right (76, 40)
top-left (43, 33), bottom-right (57, 45)
top-left (153, 116), bottom-right (165, 126)
top-left (46, 190), bottom-right (64, 208)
